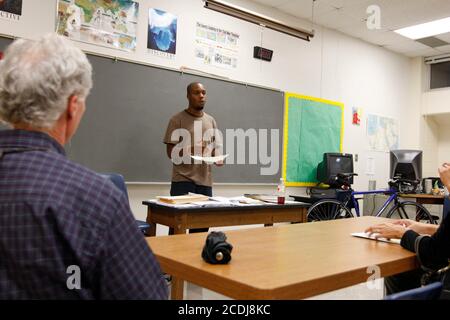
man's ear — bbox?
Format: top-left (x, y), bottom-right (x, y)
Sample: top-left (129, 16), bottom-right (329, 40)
top-left (67, 95), bottom-right (79, 119)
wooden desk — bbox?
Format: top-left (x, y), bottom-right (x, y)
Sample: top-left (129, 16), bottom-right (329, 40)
top-left (147, 216), bottom-right (418, 300)
top-left (399, 193), bottom-right (444, 205)
top-left (143, 201), bottom-right (310, 236)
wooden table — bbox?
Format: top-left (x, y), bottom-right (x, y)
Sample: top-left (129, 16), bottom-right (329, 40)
top-left (399, 193), bottom-right (444, 205)
top-left (143, 201), bottom-right (310, 236)
top-left (147, 216), bottom-right (418, 300)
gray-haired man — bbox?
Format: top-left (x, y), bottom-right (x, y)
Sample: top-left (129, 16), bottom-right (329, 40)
top-left (0, 34), bottom-right (167, 299)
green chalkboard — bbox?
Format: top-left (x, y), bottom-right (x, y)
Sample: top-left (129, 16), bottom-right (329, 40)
top-left (283, 93), bottom-right (344, 186)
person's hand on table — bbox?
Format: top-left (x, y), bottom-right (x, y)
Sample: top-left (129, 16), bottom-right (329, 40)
top-left (364, 222), bottom-right (407, 240)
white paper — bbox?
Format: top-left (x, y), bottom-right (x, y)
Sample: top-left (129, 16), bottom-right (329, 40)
top-left (366, 156), bottom-right (375, 175)
top-left (351, 232), bottom-right (401, 245)
top-left (191, 154), bottom-right (229, 164)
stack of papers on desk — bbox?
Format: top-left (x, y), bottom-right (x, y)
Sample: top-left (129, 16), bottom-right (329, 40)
top-left (150, 194), bottom-right (300, 209)
top-left (244, 194), bottom-right (279, 204)
top-left (156, 193), bottom-right (209, 204)
top-left (351, 232), bottom-right (401, 245)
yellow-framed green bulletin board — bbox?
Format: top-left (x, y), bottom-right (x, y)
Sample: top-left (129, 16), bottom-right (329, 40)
top-left (283, 93), bottom-right (344, 187)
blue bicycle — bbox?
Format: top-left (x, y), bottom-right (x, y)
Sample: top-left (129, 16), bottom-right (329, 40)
top-left (307, 173), bottom-right (437, 224)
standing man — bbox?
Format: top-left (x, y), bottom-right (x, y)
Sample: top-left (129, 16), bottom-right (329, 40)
top-left (0, 34), bottom-right (167, 299)
top-left (164, 82), bottom-right (223, 233)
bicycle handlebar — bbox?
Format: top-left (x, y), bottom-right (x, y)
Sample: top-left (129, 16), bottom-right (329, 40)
top-left (336, 173), bottom-right (358, 179)
top-left (389, 177), bottom-right (419, 185)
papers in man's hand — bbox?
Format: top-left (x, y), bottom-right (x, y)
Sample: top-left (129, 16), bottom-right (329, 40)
top-left (191, 154), bottom-right (229, 164)
top-left (351, 232), bottom-right (401, 245)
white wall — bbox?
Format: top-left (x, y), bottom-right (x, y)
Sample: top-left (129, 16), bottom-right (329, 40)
top-left (0, 0), bottom-right (422, 226)
top-left (421, 68), bottom-right (450, 174)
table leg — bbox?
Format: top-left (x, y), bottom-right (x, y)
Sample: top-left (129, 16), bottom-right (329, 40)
top-left (171, 277), bottom-right (184, 300)
top-left (146, 207), bottom-right (157, 237)
top-left (170, 222), bottom-right (187, 299)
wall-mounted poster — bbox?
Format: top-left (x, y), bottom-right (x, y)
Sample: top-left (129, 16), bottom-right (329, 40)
top-left (56, 0), bottom-right (139, 52)
top-left (352, 107), bottom-right (362, 126)
top-left (147, 8), bottom-right (177, 59)
top-left (195, 22), bottom-right (239, 69)
top-left (0, 0), bottom-right (22, 21)
top-left (367, 113), bottom-right (399, 152)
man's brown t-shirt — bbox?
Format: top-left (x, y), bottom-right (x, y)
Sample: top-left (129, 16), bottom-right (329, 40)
top-left (163, 110), bottom-right (219, 187)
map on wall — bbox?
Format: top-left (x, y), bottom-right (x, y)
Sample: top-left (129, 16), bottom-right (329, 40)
top-left (0, 0), bottom-right (22, 21)
top-left (195, 22), bottom-right (239, 69)
top-left (147, 8), bottom-right (177, 59)
top-left (56, 0), bottom-right (139, 52)
top-left (367, 114), bottom-right (399, 152)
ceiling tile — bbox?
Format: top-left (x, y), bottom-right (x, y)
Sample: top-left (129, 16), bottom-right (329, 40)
top-left (384, 40), bottom-right (430, 52)
top-left (277, 0), bottom-right (335, 20)
top-left (436, 33), bottom-right (450, 43)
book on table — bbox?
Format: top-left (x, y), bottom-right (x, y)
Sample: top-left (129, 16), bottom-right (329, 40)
top-left (244, 194), bottom-right (279, 204)
top-left (157, 193), bottom-right (209, 204)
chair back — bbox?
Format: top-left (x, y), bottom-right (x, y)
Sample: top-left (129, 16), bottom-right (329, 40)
top-left (385, 281), bottom-right (443, 300)
top-left (100, 173), bottom-right (129, 202)
top-left (100, 173), bottom-right (150, 235)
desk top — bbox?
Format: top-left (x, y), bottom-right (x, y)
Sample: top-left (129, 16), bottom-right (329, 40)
top-left (147, 216), bottom-right (417, 299)
top-left (142, 199), bottom-right (310, 212)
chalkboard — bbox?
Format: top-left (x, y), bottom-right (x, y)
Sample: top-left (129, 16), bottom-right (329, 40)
top-left (0, 37), bottom-right (283, 183)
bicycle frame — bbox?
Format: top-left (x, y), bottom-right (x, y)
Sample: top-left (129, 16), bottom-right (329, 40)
top-left (345, 188), bottom-right (398, 217)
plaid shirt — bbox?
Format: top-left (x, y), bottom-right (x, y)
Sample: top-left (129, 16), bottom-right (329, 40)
top-left (0, 130), bottom-right (168, 300)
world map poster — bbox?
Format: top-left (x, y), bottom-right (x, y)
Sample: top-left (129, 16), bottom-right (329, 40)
top-left (367, 113), bottom-right (399, 152)
top-left (57, 0), bottom-right (139, 52)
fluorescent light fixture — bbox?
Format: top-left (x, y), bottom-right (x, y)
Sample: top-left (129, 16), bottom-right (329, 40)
top-left (394, 16), bottom-right (450, 40)
top-left (203, 0), bottom-right (314, 41)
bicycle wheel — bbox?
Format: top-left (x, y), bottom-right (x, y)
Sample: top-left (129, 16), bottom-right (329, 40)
top-left (386, 201), bottom-right (437, 224)
top-left (307, 199), bottom-right (354, 222)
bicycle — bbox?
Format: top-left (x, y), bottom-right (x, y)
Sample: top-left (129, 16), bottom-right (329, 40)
top-left (306, 173), bottom-right (437, 224)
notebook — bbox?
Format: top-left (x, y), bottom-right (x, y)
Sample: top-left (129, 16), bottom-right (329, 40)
top-left (351, 232), bottom-right (401, 245)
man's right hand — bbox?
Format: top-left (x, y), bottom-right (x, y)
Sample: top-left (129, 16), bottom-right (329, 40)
top-left (438, 162), bottom-right (450, 190)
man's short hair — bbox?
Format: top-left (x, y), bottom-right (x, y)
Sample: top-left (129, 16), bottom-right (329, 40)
top-left (187, 82), bottom-right (203, 95)
top-left (0, 33), bottom-right (92, 129)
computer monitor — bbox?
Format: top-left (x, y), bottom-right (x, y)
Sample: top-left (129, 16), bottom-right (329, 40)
top-left (390, 150), bottom-right (422, 181)
top-left (317, 153), bottom-right (354, 186)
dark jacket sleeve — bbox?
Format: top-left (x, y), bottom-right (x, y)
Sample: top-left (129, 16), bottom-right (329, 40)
top-left (400, 215), bottom-right (450, 270)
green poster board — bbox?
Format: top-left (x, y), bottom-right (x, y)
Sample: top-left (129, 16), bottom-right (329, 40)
top-left (283, 93), bottom-right (344, 186)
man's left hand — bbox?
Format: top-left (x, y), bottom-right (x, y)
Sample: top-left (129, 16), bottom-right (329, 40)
top-left (215, 160), bottom-right (224, 167)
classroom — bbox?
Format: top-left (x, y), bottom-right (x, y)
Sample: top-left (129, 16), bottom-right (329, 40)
top-left (0, 0), bottom-right (450, 304)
